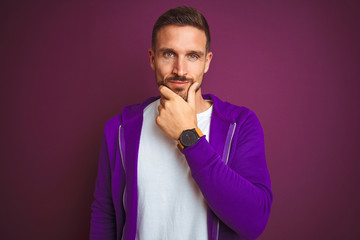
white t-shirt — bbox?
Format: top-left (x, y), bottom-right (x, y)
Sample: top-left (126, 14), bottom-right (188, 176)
top-left (136, 99), bottom-right (213, 240)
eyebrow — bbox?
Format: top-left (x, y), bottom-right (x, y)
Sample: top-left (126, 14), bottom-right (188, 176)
top-left (158, 48), bottom-right (205, 57)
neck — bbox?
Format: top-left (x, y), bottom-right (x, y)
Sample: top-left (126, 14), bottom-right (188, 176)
top-left (194, 89), bottom-right (212, 114)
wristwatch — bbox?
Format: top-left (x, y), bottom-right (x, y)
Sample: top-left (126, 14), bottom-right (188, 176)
top-left (177, 128), bottom-right (204, 151)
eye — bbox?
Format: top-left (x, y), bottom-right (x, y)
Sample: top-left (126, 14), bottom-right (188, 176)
top-left (188, 54), bottom-right (199, 61)
top-left (163, 52), bottom-right (175, 58)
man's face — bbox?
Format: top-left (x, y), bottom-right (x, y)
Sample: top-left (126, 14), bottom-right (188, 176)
top-left (149, 25), bottom-right (212, 100)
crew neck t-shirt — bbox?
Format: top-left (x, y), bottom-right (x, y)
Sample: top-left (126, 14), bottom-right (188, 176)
top-left (136, 99), bottom-right (213, 240)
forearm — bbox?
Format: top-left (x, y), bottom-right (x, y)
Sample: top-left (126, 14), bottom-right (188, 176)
top-left (183, 137), bottom-right (272, 239)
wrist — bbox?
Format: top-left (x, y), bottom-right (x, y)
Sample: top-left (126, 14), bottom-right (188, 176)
top-left (177, 128), bottom-right (203, 151)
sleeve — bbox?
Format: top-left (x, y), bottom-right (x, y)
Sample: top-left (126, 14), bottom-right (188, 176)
top-left (182, 110), bottom-right (272, 240)
top-left (89, 132), bottom-right (116, 240)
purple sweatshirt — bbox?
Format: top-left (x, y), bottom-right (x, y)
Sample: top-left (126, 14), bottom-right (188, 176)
top-left (90, 94), bottom-right (272, 240)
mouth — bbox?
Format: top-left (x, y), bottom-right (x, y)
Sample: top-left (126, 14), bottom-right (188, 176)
top-left (167, 80), bottom-right (189, 86)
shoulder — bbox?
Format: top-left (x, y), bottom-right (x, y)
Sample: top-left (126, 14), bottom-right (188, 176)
top-left (104, 114), bottom-right (122, 136)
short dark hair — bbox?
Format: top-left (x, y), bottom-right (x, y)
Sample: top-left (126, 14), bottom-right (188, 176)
top-left (152, 6), bottom-right (211, 52)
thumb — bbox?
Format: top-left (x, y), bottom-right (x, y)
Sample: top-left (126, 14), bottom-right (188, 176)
top-left (187, 82), bottom-right (199, 108)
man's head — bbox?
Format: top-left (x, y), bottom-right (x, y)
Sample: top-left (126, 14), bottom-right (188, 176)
top-left (149, 6), bottom-right (213, 100)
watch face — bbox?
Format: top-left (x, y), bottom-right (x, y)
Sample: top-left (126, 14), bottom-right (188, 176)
top-left (180, 130), bottom-right (198, 147)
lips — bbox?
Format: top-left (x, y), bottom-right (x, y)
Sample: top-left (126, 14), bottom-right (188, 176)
top-left (168, 80), bottom-right (189, 85)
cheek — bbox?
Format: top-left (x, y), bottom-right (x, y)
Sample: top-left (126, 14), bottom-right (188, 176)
top-left (190, 63), bottom-right (206, 79)
top-left (155, 61), bottom-right (173, 77)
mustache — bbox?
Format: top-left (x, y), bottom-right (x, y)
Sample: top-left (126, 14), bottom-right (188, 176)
top-left (165, 75), bottom-right (193, 82)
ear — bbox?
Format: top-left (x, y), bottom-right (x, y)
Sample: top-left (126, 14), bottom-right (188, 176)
top-left (204, 51), bottom-right (213, 73)
top-left (149, 48), bottom-right (155, 70)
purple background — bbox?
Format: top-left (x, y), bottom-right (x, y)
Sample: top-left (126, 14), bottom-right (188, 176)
top-left (1, 0), bottom-right (360, 239)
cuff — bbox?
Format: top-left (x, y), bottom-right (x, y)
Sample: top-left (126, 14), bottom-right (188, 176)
top-left (182, 136), bottom-right (218, 175)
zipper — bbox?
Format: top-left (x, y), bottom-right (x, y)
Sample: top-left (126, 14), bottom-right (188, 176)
top-left (215, 122), bottom-right (236, 240)
top-left (221, 123), bottom-right (237, 164)
top-left (119, 125), bottom-right (125, 172)
top-left (119, 125), bottom-right (126, 240)
top-left (215, 219), bottom-right (220, 240)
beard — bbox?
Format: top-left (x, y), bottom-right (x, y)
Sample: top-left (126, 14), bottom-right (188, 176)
top-left (157, 75), bottom-right (202, 101)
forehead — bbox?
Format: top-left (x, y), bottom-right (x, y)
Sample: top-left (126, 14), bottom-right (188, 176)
top-left (155, 25), bottom-right (207, 52)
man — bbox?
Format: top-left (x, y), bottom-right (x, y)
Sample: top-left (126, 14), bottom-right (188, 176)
top-left (90, 6), bottom-right (272, 240)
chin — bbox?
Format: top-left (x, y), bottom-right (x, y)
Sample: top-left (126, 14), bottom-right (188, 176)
top-left (175, 90), bottom-right (188, 101)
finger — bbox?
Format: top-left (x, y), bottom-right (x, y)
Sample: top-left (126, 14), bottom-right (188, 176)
top-left (160, 96), bottom-right (166, 107)
top-left (158, 103), bottom-right (163, 112)
top-left (159, 85), bottom-right (177, 100)
top-left (187, 82), bottom-right (199, 108)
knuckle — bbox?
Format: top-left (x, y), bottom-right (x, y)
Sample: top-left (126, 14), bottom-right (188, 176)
top-left (164, 101), bottom-right (170, 108)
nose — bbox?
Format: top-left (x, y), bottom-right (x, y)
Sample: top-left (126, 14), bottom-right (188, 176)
top-left (172, 56), bottom-right (187, 76)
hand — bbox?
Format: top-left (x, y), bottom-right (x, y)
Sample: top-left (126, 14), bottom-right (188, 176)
top-left (156, 83), bottom-right (199, 140)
